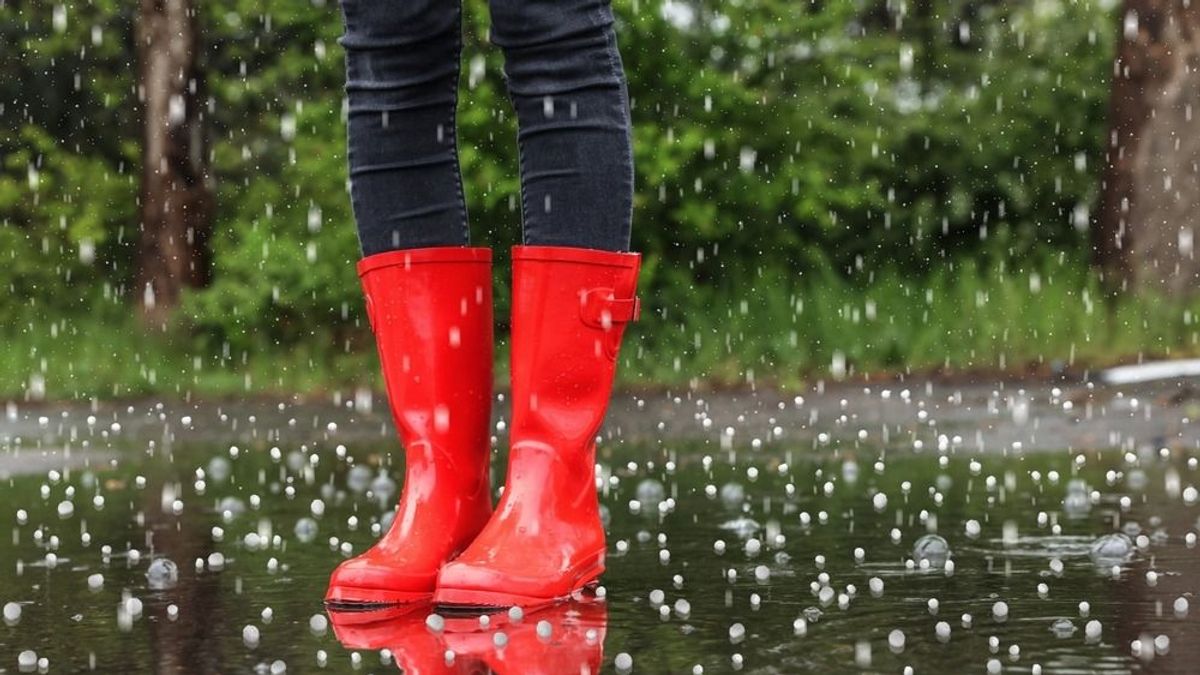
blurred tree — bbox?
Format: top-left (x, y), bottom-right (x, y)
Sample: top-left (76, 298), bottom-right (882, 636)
top-left (135, 0), bottom-right (213, 323)
top-left (1095, 0), bottom-right (1200, 296)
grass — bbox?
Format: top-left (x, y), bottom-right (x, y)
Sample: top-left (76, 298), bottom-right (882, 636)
top-left (621, 255), bottom-right (1200, 386)
top-left (2, 257), bottom-right (1199, 401)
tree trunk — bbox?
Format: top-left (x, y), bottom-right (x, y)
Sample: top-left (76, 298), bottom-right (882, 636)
top-left (1095, 0), bottom-right (1200, 297)
top-left (135, 0), bottom-right (213, 325)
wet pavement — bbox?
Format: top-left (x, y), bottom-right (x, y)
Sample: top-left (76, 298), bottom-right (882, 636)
top-left (3, 378), bottom-right (1200, 672)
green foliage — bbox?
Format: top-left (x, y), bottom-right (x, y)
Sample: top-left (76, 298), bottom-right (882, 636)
top-left (0, 0), bottom-right (140, 322)
top-left (4, 0), bottom-right (1191, 399)
top-left (622, 252), bottom-right (1200, 387)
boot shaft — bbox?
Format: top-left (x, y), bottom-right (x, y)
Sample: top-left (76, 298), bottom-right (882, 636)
top-left (508, 245), bottom-right (641, 463)
top-left (358, 246), bottom-right (494, 476)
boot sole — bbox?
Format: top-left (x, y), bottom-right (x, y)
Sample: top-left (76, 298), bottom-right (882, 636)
top-left (324, 585), bottom-right (431, 609)
top-left (325, 603), bottom-right (428, 628)
top-left (433, 552), bottom-right (604, 609)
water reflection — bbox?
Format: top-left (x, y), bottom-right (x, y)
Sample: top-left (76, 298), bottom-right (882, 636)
top-left (328, 601), bottom-right (606, 674)
top-left (8, 399), bottom-right (1200, 673)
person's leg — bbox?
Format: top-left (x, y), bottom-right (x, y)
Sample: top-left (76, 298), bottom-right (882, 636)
top-left (328, 1), bottom-right (494, 607)
top-left (432, 0), bottom-right (640, 609)
top-left (340, 0), bottom-right (469, 255)
top-left (487, 0), bottom-right (634, 251)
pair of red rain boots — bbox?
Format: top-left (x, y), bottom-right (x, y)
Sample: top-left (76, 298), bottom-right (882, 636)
top-left (325, 245), bottom-right (640, 608)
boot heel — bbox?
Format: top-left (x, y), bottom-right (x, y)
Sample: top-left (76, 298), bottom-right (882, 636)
top-left (572, 548), bottom-right (607, 589)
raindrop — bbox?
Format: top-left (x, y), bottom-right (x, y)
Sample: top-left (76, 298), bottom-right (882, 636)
top-left (636, 479), bottom-right (665, 505)
top-left (242, 624), bottom-right (260, 648)
top-left (719, 483), bottom-right (745, 507)
top-left (888, 629), bottom-right (906, 653)
top-left (3, 602), bottom-right (20, 624)
top-left (309, 614), bottom-right (328, 635)
top-left (294, 517), bottom-right (319, 543)
top-left (992, 601), bottom-right (1009, 622)
top-left (869, 577), bottom-right (884, 597)
top-left (1174, 597), bottom-right (1189, 618)
top-left (872, 492), bottom-right (888, 512)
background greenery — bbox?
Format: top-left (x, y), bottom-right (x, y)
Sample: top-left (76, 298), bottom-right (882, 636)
top-left (2, 0), bottom-right (1198, 399)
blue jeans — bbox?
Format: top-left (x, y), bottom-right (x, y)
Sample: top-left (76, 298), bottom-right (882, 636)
top-left (339, 0), bottom-right (634, 256)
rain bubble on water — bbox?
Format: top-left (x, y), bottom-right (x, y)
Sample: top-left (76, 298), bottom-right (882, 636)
top-left (913, 534), bottom-right (951, 568)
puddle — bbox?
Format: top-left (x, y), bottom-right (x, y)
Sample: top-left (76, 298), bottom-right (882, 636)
top-left (1, 392), bottom-right (1199, 672)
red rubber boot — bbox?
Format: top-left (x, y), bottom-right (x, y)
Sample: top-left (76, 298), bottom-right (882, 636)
top-left (434, 245), bottom-right (641, 607)
top-left (326, 247), bottom-right (495, 606)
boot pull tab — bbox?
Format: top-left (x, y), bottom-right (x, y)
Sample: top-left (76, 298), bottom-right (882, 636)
top-left (580, 288), bottom-right (640, 330)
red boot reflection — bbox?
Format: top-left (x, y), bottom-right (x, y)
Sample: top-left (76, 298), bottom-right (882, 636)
top-left (328, 604), bottom-right (482, 674)
top-left (328, 600), bottom-right (607, 675)
top-left (443, 600), bottom-right (608, 675)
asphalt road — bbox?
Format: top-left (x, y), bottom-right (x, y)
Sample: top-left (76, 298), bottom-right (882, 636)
top-left (3, 377), bottom-right (1199, 477)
